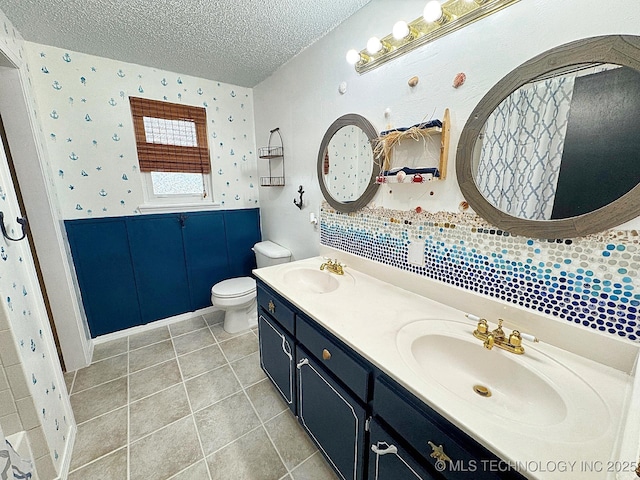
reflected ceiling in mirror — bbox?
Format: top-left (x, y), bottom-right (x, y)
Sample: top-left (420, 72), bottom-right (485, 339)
top-left (318, 114), bottom-right (380, 212)
top-left (457, 36), bottom-right (640, 238)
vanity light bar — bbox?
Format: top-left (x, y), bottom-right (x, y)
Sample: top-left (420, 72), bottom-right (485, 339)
top-left (347, 0), bottom-right (520, 74)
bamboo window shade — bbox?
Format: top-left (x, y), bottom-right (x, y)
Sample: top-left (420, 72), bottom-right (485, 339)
top-left (129, 97), bottom-right (211, 174)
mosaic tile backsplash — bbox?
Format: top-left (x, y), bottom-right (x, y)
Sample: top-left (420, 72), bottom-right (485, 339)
top-left (321, 205), bottom-right (640, 343)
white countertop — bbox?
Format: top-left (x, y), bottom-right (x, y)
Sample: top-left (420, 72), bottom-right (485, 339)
top-left (254, 255), bottom-right (640, 480)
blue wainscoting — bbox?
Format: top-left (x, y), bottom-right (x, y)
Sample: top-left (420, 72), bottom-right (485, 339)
top-left (65, 208), bottom-right (261, 338)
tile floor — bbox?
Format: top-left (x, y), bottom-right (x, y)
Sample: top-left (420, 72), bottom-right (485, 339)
top-left (63, 312), bottom-right (338, 480)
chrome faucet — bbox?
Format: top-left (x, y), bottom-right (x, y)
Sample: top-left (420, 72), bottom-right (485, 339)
top-left (320, 258), bottom-right (345, 275)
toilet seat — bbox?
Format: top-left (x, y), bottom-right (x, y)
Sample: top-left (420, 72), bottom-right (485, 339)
top-left (211, 277), bottom-right (256, 299)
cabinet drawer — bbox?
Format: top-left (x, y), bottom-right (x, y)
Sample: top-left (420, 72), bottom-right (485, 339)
top-left (369, 419), bottom-right (437, 480)
top-left (296, 314), bottom-right (370, 402)
top-left (374, 376), bottom-right (522, 480)
top-left (257, 284), bottom-right (295, 335)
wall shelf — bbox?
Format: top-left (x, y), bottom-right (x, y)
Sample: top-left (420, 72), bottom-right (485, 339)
top-left (259, 128), bottom-right (285, 187)
top-left (376, 108), bottom-right (450, 183)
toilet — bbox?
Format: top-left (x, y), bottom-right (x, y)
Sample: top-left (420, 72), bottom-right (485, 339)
top-left (211, 240), bottom-right (291, 334)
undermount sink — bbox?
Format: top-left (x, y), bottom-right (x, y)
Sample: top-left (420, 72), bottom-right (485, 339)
top-left (397, 319), bottom-right (610, 437)
top-left (281, 267), bottom-right (352, 294)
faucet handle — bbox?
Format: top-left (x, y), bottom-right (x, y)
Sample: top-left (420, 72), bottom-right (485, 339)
top-left (465, 313), bottom-right (481, 322)
top-left (519, 332), bottom-right (539, 343)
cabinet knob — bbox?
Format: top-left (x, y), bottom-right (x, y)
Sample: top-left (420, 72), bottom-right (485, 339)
top-left (322, 349), bottom-right (331, 360)
top-left (268, 300), bottom-right (275, 314)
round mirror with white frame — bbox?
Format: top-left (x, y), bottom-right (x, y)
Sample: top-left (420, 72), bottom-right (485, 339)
top-left (317, 114), bottom-right (380, 212)
top-left (456, 35), bottom-right (640, 238)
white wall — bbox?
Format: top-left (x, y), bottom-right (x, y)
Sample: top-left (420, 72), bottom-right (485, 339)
top-left (254, 0), bottom-right (640, 260)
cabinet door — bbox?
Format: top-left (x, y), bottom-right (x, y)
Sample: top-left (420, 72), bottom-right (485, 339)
top-left (258, 315), bottom-right (295, 414)
top-left (65, 218), bottom-right (141, 337)
top-left (181, 211), bottom-right (230, 310)
top-left (297, 348), bottom-right (367, 480)
top-left (368, 420), bottom-right (437, 480)
top-left (223, 208), bottom-right (261, 278)
top-left (127, 215), bottom-right (191, 322)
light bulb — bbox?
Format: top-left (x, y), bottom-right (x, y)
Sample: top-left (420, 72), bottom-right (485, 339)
top-left (366, 37), bottom-right (383, 55)
top-left (346, 49), bottom-right (361, 65)
top-left (392, 21), bottom-right (410, 40)
top-left (423, 0), bottom-right (443, 22)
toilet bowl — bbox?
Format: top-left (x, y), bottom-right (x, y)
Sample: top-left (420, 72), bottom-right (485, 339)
top-left (211, 277), bottom-right (257, 334)
top-left (211, 240), bottom-right (291, 333)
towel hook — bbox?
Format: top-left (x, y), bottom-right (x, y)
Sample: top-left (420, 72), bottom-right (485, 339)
top-left (294, 185), bottom-right (304, 210)
top-left (0, 211), bottom-right (28, 242)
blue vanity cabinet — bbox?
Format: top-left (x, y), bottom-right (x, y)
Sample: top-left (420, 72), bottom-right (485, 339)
top-left (255, 278), bottom-right (524, 480)
top-left (64, 218), bottom-right (141, 337)
top-left (126, 214), bottom-right (192, 323)
top-left (372, 375), bottom-right (525, 480)
top-left (368, 419), bottom-right (437, 480)
top-left (257, 282), bottom-right (296, 414)
top-left (296, 348), bottom-right (368, 480)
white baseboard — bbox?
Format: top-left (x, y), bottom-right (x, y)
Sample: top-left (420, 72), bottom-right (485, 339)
top-left (93, 306), bottom-right (220, 345)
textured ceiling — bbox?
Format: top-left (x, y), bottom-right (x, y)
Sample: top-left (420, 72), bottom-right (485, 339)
top-left (0, 0), bottom-right (371, 87)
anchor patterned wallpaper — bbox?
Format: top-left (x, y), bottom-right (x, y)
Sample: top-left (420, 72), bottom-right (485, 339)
top-left (0, 10), bottom-right (72, 479)
top-left (24, 42), bottom-right (259, 220)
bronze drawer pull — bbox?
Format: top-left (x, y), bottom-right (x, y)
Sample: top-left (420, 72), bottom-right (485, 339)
top-left (428, 441), bottom-right (451, 463)
top-left (268, 300), bottom-right (275, 314)
top-left (322, 349), bottom-right (331, 360)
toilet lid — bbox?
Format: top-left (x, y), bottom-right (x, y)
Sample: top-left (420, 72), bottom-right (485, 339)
top-left (211, 277), bottom-right (256, 298)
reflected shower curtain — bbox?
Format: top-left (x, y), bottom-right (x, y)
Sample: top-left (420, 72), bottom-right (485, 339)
top-left (476, 76), bottom-right (575, 220)
top-left (0, 427), bottom-right (32, 480)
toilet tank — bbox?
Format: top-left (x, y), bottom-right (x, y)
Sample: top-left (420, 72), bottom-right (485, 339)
top-left (254, 241), bottom-right (291, 268)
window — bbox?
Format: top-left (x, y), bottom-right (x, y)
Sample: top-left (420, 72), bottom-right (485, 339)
top-left (129, 97), bottom-right (213, 206)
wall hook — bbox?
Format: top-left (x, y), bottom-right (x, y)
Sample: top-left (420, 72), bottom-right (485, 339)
top-left (294, 185), bottom-right (304, 210)
top-left (0, 211), bottom-right (28, 242)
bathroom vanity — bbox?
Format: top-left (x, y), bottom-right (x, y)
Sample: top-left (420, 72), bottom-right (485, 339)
top-left (254, 254), bottom-right (640, 480)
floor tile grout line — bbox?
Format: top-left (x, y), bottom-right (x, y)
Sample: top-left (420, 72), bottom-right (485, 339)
top-left (66, 445), bottom-right (128, 476)
top-left (260, 408), bottom-right (320, 478)
top-left (219, 331), bottom-right (293, 477)
top-left (171, 317), bottom-right (214, 480)
top-left (70, 371), bottom-right (129, 396)
top-left (169, 323), bottom-right (212, 339)
top-left (68, 370), bottom-right (76, 396)
top-left (86, 349), bottom-right (128, 365)
top-left (73, 403), bottom-right (128, 427)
